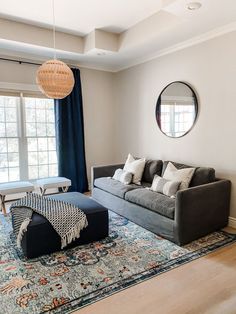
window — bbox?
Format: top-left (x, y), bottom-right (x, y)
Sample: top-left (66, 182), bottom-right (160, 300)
top-left (0, 96), bottom-right (20, 182)
top-left (25, 97), bottom-right (58, 180)
top-left (161, 99), bottom-right (195, 137)
top-left (0, 93), bottom-right (58, 183)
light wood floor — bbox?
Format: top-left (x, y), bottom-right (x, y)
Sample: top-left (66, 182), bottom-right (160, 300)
top-left (4, 203), bottom-right (236, 314)
top-left (74, 231), bottom-right (236, 314)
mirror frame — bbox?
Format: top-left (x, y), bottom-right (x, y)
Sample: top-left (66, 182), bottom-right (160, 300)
top-left (155, 81), bottom-right (199, 138)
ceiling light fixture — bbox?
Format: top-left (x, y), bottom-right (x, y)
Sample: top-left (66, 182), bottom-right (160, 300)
top-left (36, 0), bottom-right (75, 99)
top-left (187, 2), bottom-right (202, 10)
top-left (97, 51), bottom-right (106, 56)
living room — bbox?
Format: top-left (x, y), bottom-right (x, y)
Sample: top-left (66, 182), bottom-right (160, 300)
top-left (0, 0), bottom-right (236, 313)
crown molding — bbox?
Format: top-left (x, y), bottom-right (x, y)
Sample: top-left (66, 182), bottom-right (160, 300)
top-left (115, 21), bottom-right (236, 72)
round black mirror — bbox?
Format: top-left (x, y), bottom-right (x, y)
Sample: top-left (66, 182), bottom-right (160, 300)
top-left (156, 82), bottom-right (198, 138)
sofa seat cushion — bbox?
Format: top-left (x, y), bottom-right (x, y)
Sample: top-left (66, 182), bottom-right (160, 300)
top-left (94, 177), bottom-right (141, 199)
top-left (125, 188), bottom-right (175, 219)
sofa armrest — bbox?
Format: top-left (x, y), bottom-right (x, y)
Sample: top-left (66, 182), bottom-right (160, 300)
top-left (91, 164), bottom-right (124, 188)
top-left (175, 179), bottom-right (231, 245)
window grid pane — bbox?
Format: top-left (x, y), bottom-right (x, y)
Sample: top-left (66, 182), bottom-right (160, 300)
top-left (161, 102), bottom-right (195, 137)
top-left (0, 95), bottom-right (20, 183)
top-left (0, 96), bottom-right (19, 138)
top-left (25, 98), bottom-right (56, 138)
top-left (0, 141), bottom-right (20, 183)
top-left (0, 94), bottom-right (58, 182)
top-left (25, 98), bottom-right (58, 180)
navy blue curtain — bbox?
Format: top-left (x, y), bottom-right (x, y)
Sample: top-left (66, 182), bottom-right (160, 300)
top-left (54, 68), bottom-right (88, 192)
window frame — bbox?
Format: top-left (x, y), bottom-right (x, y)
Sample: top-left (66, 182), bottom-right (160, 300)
top-left (160, 100), bottom-right (195, 138)
top-left (0, 90), bottom-right (58, 183)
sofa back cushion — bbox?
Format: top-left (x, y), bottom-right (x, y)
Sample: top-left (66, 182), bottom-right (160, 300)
top-left (162, 161), bottom-right (215, 187)
top-left (142, 159), bottom-right (163, 183)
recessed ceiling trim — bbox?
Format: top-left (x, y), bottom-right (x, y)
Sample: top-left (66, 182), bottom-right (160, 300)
top-left (0, 20), bottom-right (235, 74)
top-left (115, 21), bottom-right (236, 72)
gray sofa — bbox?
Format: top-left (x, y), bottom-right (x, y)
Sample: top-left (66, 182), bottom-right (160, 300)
top-left (91, 160), bottom-right (231, 245)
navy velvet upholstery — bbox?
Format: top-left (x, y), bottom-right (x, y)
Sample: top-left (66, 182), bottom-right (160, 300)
top-left (20, 192), bottom-right (108, 258)
top-left (54, 69), bottom-right (88, 193)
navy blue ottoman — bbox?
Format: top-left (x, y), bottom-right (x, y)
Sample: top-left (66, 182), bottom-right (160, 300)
top-left (19, 192), bottom-right (109, 258)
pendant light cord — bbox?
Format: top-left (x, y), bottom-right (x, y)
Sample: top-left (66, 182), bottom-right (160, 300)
top-left (52, 0), bottom-right (56, 59)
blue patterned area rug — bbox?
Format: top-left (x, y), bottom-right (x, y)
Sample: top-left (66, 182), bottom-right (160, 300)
top-left (0, 211), bottom-right (236, 314)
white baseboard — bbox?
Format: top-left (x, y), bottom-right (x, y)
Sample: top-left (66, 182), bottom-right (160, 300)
top-left (228, 217), bottom-right (236, 229)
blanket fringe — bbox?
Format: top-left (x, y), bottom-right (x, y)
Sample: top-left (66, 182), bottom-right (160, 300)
top-left (17, 218), bottom-right (31, 248)
top-left (61, 216), bottom-right (88, 249)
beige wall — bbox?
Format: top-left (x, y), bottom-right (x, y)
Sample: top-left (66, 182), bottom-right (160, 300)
top-left (0, 60), bottom-right (115, 182)
top-left (1, 31), bottom-right (236, 218)
top-left (0, 60), bottom-right (37, 84)
top-left (80, 68), bottom-right (115, 180)
top-left (113, 31), bottom-right (236, 218)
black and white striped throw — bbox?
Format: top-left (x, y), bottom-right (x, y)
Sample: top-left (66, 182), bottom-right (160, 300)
top-left (10, 193), bottom-right (88, 249)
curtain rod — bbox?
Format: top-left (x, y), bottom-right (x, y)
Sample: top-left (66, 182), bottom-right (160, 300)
top-left (0, 57), bottom-right (41, 66)
top-left (0, 57), bottom-right (77, 68)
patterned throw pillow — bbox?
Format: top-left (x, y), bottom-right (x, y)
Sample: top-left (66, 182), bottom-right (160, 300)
top-left (113, 169), bottom-right (133, 185)
top-left (150, 174), bottom-right (181, 197)
top-left (123, 154), bottom-right (146, 185)
top-left (163, 162), bottom-right (195, 190)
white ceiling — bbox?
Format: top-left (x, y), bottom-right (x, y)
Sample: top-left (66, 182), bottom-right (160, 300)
top-left (0, 0), bottom-right (236, 71)
top-left (0, 0), bottom-right (163, 35)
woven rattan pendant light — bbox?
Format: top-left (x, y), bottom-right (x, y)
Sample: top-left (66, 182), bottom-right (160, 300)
top-left (36, 0), bottom-right (75, 99)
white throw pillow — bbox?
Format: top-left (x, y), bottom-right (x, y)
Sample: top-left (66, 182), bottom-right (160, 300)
top-left (113, 169), bottom-right (121, 181)
top-left (150, 174), bottom-right (181, 197)
top-left (112, 169), bottom-right (133, 185)
top-left (163, 162), bottom-right (195, 190)
top-left (123, 154), bottom-right (146, 185)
